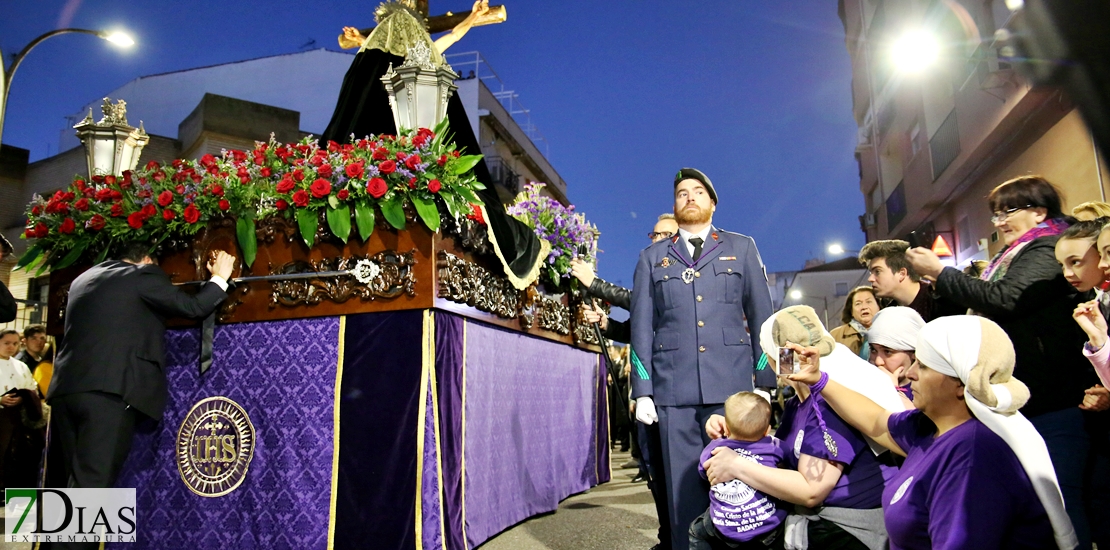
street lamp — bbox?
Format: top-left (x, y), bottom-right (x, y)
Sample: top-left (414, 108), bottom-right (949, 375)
top-left (0, 28), bottom-right (135, 145)
top-left (889, 29), bottom-right (942, 75)
top-left (787, 289), bottom-right (831, 328)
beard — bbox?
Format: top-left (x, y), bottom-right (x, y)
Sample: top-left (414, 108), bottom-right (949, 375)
top-left (675, 204), bottom-right (712, 225)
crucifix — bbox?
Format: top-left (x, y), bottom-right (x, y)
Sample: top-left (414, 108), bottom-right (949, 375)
top-left (345, 1), bottom-right (507, 47)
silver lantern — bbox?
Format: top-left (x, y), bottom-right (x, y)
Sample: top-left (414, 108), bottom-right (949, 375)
top-left (73, 97), bottom-right (149, 177)
top-left (381, 42), bottom-right (459, 132)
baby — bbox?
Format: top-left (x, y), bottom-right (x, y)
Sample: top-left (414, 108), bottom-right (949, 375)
top-left (690, 391), bottom-right (785, 549)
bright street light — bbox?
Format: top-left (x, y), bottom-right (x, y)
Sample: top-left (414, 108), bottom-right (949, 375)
top-left (0, 28), bottom-right (136, 145)
top-left (890, 29), bottom-right (941, 75)
top-left (789, 289), bottom-right (803, 300)
top-left (828, 243), bottom-right (846, 256)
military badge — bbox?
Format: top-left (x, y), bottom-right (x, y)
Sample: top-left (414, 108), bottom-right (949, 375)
top-left (661, 257), bottom-right (670, 268)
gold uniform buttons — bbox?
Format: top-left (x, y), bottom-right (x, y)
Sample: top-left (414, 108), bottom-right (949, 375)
top-left (697, 321), bottom-right (705, 327)
top-left (696, 295), bottom-right (703, 302)
top-left (694, 271), bottom-right (701, 278)
top-left (699, 346), bottom-right (706, 352)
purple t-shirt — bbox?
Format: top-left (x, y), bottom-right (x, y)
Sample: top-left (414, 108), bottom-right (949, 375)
top-left (698, 437), bottom-right (786, 542)
top-left (883, 410), bottom-right (1055, 550)
top-left (777, 394), bottom-right (886, 509)
top-left (898, 384), bottom-right (913, 401)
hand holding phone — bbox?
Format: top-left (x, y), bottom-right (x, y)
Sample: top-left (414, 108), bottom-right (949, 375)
top-left (778, 347), bottom-right (795, 376)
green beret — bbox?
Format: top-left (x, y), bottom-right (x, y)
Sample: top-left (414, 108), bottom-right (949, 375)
top-left (674, 168), bottom-right (717, 204)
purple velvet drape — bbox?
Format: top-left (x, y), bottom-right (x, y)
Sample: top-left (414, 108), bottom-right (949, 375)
top-left (435, 313), bottom-right (467, 550)
top-left (461, 317), bottom-right (602, 548)
top-left (110, 318), bottom-right (340, 549)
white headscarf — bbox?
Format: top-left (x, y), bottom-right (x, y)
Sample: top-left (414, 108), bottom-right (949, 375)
top-left (867, 307), bottom-right (924, 352)
top-left (916, 316), bottom-right (1077, 550)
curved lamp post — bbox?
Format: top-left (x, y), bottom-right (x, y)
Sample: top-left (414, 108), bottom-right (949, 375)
top-left (0, 28), bottom-right (134, 145)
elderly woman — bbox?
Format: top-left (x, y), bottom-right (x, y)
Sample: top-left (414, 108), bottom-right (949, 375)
top-left (906, 175), bottom-right (1099, 547)
top-left (830, 286), bottom-right (879, 360)
top-left (783, 316), bottom-right (1075, 549)
top-left (704, 306), bottom-right (906, 550)
top-left (866, 307), bottom-right (924, 404)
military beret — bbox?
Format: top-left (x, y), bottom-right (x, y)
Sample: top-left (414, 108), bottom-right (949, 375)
top-left (674, 168), bottom-right (718, 204)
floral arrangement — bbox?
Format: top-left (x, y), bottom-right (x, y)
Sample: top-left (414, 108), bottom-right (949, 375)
top-left (507, 182), bottom-right (598, 288)
top-left (17, 119), bottom-right (487, 274)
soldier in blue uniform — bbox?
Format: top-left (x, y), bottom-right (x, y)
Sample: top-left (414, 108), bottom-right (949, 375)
top-left (630, 168), bottom-right (774, 550)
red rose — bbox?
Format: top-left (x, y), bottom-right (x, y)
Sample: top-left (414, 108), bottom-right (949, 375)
top-left (200, 153), bottom-right (217, 167)
top-left (379, 160), bottom-right (397, 174)
top-left (153, 171), bottom-right (166, 182)
top-left (372, 148), bottom-right (387, 161)
top-left (157, 190), bottom-right (173, 207)
top-left (366, 177), bottom-right (388, 199)
top-left (128, 212), bottom-right (145, 229)
top-left (437, 155), bottom-right (448, 167)
top-left (260, 167), bottom-right (272, 177)
top-left (292, 168), bottom-right (306, 182)
top-left (337, 189), bottom-right (349, 200)
top-left (212, 185), bottom-right (225, 197)
top-left (183, 204), bottom-right (200, 224)
top-left (428, 179), bottom-right (442, 193)
top-left (468, 203), bottom-right (485, 225)
top-left (292, 190), bottom-right (309, 207)
top-left (141, 204), bottom-right (157, 218)
top-left (345, 162), bottom-right (364, 179)
top-left (110, 204), bottom-right (123, 217)
top-left (87, 214), bottom-right (106, 231)
top-left (95, 189), bottom-right (112, 202)
top-left (163, 209), bottom-right (176, 221)
top-left (276, 177), bottom-right (294, 194)
top-left (58, 218), bottom-right (75, 234)
top-left (218, 199), bottom-right (231, 211)
top-left (275, 199), bottom-right (289, 211)
top-left (310, 178), bottom-right (332, 199)
top-left (33, 223), bottom-right (48, 238)
top-left (31, 205), bottom-right (41, 215)
top-left (175, 184), bottom-right (185, 194)
top-left (111, 190), bottom-right (123, 201)
top-left (396, 151), bottom-right (407, 160)
top-left (105, 175), bottom-right (117, 186)
top-left (120, 171), bottom-right (133, 188)
top-left (317, 164), bottom-right (333, 177)
top-left (75, 198), bottom-right (90, 211)
top-left (404, 154), bottom-right (422, 170)
top-left (452, 151), bottom-right (460, 158)
top-left (408, 177), bottom-right (417, 189)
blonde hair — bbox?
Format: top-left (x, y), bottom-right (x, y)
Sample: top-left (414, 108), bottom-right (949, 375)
top-left (724, 392), bottom-right (772, 441)
top-left (1073, 201), bottom-right (1110, 220)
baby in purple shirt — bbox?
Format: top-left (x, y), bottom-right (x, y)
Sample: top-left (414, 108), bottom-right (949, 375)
top-left (690, 392), bottom-right (786, 550)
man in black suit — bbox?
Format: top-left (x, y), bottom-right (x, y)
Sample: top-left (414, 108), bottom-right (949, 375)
top-left (0, 235), bottom-right (16, 323)
top-left (47, 243), bottom-right (234, 494)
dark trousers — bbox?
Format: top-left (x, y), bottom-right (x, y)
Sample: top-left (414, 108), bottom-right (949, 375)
top-left (1084, 411), bottom-right (1110, 549)
top-left (658, 404), bottom-right (723, 550)
top-left (42, 392), bottom-right (140, 550)
top-left (640, 420), bottom-right (671, 548)
top-left (689, 509), bottom-right (784, 550)
top-left (1030, 407), bottom-right (1092, 549)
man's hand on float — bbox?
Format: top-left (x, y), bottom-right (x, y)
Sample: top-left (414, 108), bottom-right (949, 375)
top-left (581, 301), bottom-right (608, 330)
top-left (208, 250), bottom-right (236, 281)
top-left (635, 396), bottom-right (657, 425)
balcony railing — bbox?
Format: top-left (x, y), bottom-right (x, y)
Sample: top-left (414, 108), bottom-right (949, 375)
top-left (484, 155), bottom-right (520, 195)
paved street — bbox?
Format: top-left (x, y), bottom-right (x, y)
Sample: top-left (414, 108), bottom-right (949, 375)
top-left (480, 451), bottom-right (663, 550)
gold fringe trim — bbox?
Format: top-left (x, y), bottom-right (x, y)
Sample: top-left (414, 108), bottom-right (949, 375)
top-left (327, 316), bottom-right (347, 550)
top-left (480, 204), bottom-right (550, 291)
top-left (461, 319), bottom-right (471, 549)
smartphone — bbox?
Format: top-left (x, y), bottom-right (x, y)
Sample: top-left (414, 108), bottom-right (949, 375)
top-left (778, 347), bottom-right (795, 375)
top-left (906, 231), bottom-right (922, 249)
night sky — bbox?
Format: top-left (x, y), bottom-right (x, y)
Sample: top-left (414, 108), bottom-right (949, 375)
top-left (1, 0), bottom-right (864, 293)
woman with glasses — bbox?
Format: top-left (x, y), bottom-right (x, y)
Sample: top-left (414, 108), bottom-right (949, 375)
top-left (906, 175), bottom-right (1101, 549)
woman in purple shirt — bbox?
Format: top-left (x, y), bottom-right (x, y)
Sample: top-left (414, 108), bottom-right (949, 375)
top-left (785, 315), bottom-right (1076, 549)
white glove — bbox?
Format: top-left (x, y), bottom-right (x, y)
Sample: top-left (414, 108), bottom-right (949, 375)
top-left (635, 396), bottom-right (658, 425)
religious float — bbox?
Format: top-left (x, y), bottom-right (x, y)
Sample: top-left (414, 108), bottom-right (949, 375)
top-left (17, 12), bottom-right (613, 548)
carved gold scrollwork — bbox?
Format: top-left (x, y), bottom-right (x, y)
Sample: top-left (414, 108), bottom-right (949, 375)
top-left (436, 251), bottom-right (571, 335)
top-left (268, 250), bottom-right (417, 308)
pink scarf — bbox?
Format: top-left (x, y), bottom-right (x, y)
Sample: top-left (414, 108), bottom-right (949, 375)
top-left (981, 218), bottom-right (1069, 282)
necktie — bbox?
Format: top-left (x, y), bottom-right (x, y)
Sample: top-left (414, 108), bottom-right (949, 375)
top-left (690, 237), bottom-right (704, 262)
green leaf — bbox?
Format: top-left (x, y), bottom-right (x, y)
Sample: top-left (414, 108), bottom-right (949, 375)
top-left (94, 240), bottom-right (113, 264)
top-left (449, 154), bottom-right (483, 175)
top-left (296, 208), bottom-right (318, 248)
top-left (456, 186), bottom-right (481, 205)
top-left (411, 194), bottom-right (440, 232)
top-left (53, 244), bottom-right (86, 271)
top-left (380, 196), bottom-right (406, 230)
top-left (354, 201), bottom-right (375, 241)
top-left (327, 195), bottom-right (340, 209)
top-left (326, 204), bottom-right (351, 244)
top-left (14, 242), bottom-right (42, 270)
top-left (236, 217), bottom-right (258, 268)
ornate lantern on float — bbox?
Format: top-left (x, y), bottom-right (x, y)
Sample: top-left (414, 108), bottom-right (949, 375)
top-left (73, 97), bottom-right (149, 177)
top-left (381, 41), bottom-right (459, 131)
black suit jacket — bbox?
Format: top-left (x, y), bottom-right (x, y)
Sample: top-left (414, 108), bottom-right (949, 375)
top-left (0, 280), bottom-right (15, 323)
top-left (48, 261), bottom-right (227, 418)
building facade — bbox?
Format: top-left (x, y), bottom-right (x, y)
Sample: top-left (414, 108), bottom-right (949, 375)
top-left (839, 0), bottom-right (1106, 266)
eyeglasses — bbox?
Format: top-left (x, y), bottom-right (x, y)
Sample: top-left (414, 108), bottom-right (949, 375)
top-left (990, 205), bottom-right (1033, 224)
top-left (648, 231), bottom-right (675, 241)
